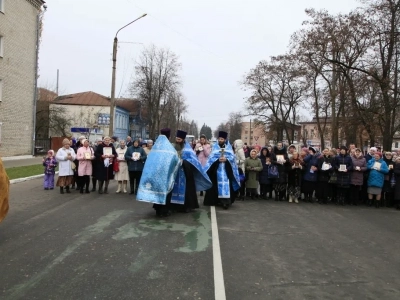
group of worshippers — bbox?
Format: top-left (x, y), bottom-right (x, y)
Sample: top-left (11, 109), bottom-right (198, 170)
top-left (233, 141), bottom-right (400, 209)
top-left (53, 136), bottom-right (148, 195)
top-left (136, 129), bottom-right (240, 217)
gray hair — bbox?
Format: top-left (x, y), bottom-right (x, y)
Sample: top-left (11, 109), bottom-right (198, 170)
top-left (147, 139), bottom-right (153, 144)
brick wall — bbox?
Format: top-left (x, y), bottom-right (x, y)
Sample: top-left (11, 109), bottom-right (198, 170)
top-left (0, 0), bottom-right (40, 156)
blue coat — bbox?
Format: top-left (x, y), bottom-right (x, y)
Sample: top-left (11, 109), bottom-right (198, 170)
top-left (303, 154), bottom-right (319, 182)
top-left (125, 146), bottom-right (147, 172)
top-left (367, 158), bottom-right (389, 188)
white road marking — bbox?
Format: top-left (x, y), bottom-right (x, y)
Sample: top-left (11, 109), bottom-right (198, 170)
top-left (211, 206), bottom-right (227, 300)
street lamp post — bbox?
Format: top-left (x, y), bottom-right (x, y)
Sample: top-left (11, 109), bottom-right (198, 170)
top-left (109, 14), bottom-right (147, 136)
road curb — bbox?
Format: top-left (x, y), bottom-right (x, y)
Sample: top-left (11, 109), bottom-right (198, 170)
top-left (10, 171), bottom-right (59, 184)
top-left (2, 155), bottom-right (34, 161)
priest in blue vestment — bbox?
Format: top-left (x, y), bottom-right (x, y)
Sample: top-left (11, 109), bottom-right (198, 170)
top-left (203, 131), bottom-right (240, 209)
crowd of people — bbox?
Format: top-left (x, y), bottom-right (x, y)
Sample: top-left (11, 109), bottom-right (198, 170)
top-left (41, 132), bottom-right (400, 218)
top-left (233, 141), bottom-right (400, 210)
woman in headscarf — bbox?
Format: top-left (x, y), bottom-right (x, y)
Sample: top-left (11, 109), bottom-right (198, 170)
top-left (244, 149), bottom-right (262, 199)
top-left (55, 138), bottom-right (76, 194)
top-left (303, 147), bottom-right (320, 203)
top-left (0, 156), bottom-right (10, 223)
top-left (76, 139), bottom-right (94, 194)
top-left (94, 136), bottom-right (117, 194)
top-left (196, 135), bottom-right (212, 196)
top-left (114, 139), bottom-right (129, 193)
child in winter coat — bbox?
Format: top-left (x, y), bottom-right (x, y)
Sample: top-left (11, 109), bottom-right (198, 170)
top-left (43, 150), bottom-right (58, 190)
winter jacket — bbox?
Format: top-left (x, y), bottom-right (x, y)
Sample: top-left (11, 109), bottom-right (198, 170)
top-left (76, 146), bottom-right (94, 176)
top-left (334, 153), bottom-right (353, 187)
top-left (125, 145), bottom-right (147, 172)
top-left (271, 146), bottom-right (289, 184)
top-left (244, 157), bottom-right (262, 189)
top-left (287, 157), bottom-right (304, 187)
top-left (393, 162), bottom-right (400, 200)
top-left (56, 147), bottom-right (76, 176)
top-left (318, 155), bottom-right (334, 182)
top-left (258, 147), bottom-right (273, 185)
top-left (195, 142), bottom-right (211, 167)
top-left (367, 158), bottom-right (389, 188)
top-left (303, 153), bottom-right (319, 182)
top-left (350, 155), bottom-right (367, 186)
top-left (43, 157), bottom-right (58, 175)
top-left (234, 140), bottom-right (246, 171)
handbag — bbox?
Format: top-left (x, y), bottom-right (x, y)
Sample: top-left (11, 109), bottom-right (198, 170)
top-left (267, 164), bottom-right (279, 179)
top-left (113, 159), bottom-right (119, 172)
top-left (71, 161), bottom-right (76, 171)
top-left (328, 171), bottom-right (337, 184)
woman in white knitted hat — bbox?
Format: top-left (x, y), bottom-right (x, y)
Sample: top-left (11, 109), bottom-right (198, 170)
top-left (56, 138), bottom-right (76, 194)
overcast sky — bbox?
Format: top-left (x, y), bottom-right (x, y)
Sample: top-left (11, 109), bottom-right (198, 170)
top-left (39, 0), bottom-right (360, 131)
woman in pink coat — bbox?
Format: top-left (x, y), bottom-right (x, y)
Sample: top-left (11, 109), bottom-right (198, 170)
top-left (195, 134), bottom-right (211, 196)
top-left (76, 139), bottom-right (95, 194)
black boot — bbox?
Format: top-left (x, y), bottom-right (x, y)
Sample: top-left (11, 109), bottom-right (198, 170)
top-left (65, 186), bottom-right (71, 193)
top-left (129, 183), bottom-right (135, 195)
top-left (275, 192), bottom-right (279, 201)
top-left (60, 187), bottom-right (64, 194)
top-left (98, 181), bottom-right (104, 194)
top-left (375, 200), bottom-right (380, 208)
top-left (104, 181), bottom-right (109, 194)
top-left (85, 183), bottom-right (90, 193)
top-left (91, 178), bottom-right (96, 192)
top-left (80, 186), bottom-right (84, 194)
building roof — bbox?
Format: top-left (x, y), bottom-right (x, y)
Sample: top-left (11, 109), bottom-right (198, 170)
top-left (115, 98), bottom-right (140, 113)
top-left (53, 91), bottom-right (111, 106)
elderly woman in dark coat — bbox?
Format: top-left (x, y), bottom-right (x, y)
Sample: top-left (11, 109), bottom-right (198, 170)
top-left (94, 136), bottom-right (117, 194)
top-left (334, 146), bottom-right (353, 205)
top-left (287, 151), bottom-right (304, 203)
top-left (393, 157), bottom-right (400, 210)
top-left (259, 147), bottom-right (273, 199)
top-left (317, 148), bottom-right (335, 204)
top-left (350, 148), bottom-right (367, 206)
top-left (382, 151), bottom-right (395, 207)
top-left (271, 142), bottom-right (289, 201)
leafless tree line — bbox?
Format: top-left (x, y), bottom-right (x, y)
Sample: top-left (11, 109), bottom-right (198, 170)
top-left (129, 45), bottom-right (197, 138)
top-left (242, 0), bottom-right (400, 150)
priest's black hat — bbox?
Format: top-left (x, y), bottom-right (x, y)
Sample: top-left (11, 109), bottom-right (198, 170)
top-left (176, 130), bottom-right (187, 139)
top-left (218, 131), bottom-right (228, 140)
top-left (160, 128), bottom-right (171, 139)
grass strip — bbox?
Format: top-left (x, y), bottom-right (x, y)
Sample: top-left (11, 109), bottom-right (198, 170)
top-left (5, 164), bottom-right (55, 180)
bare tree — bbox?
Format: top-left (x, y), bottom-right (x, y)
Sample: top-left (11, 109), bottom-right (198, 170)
top-left (242, 54), bottom-right (306, 144)
top-left (130, 45), bottom-right (182, 138)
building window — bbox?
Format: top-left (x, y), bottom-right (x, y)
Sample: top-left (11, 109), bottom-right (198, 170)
top-left (0, 122), bottom-right (2, 145)
top-left (0, 36), bottom-right (3, 57)
top-left (0, 79), bottom-right (2, 102)
top-left (0, 0), bottom-right (4, 13)
top-left (245, 131), bottom-right (248, 134)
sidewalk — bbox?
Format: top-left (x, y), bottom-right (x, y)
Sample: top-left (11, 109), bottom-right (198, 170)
top-left (3, 157), bottom-right (44, 169)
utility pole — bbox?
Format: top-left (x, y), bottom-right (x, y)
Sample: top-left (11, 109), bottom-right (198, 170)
top-left (109, 14), bottom-right (147, 137)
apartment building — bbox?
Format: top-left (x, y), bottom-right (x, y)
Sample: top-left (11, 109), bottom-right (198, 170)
top-left (0, 0), bottom-right (45, 156)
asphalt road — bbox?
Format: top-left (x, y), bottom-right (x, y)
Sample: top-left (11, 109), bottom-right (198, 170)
top-left (1, 178), bottom-right (400, 300)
